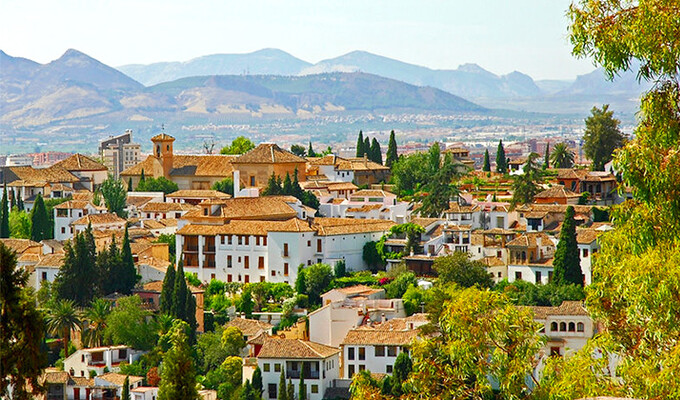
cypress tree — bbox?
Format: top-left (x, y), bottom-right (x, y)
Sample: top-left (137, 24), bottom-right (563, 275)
top-left (128, 177), bottom-right (133, 192)
top-left (295, 265), bottom-right (306, 294)
top-left (363, 137), bottom-right (371, 158)
top-left (307, 142), bottom-right (315, 157)
top-left (370, 138), bottom-right (383, 164)
top-left (30, 193), bottom-right (50, 242)
top-left (54, 229), bottom-right (98, 306)
top-left (292, 168), bottom-right (303, 199)
top-left (286, 380), bottom-right (294, 400)
top-left (17, 195), bottom-right (24, 211)
top-left (544, 143), bottom-right (550, 169)
top-left (252, 366), bottom-right (263, 396)
top-left (9, 189), bottom-right (15, 209)
top-left (0, 186), bottom-right (9, 238)
top-left (121, 376), bottom-right (130, 400)
top-left (385, 130), bottom-right (398, 168)
top-left (120, 225), bottom-right (137, 294)
top-left (140, 169), bottom-right (145, 182)
top-left (298, 370), bottom-right (306, 400)
top-left (496, 140), bottom-right (507, 174)
top-left (483, 149), bottom-right (491, 172)
top-left (240, 381), bottom-right (255, 400)
top-left (552, 206), bottom-right (583, 286)
top-left (160, 264), bottom-right (176, 314)
top-left (185, 288), bottom-right (197, 343)
top-left (158, 322), bottom-right (199, 400)
top-left (172, 260), bottom-right (187, 320)
top-left (356, 131), bottom-right (364, 157)
top-left (264, 173), bottom-right (282, 195)
top-left (282, 173), bottom-right (293, 195)
top-left (278, 371), bottom-right (287, 400)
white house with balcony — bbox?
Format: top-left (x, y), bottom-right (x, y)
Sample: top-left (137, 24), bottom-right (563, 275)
top-left (506, 232), bottom-right (557, 285)
top-left (54, 200), bottom-right (107, 240)
top-left (527, 301), bottom-right (595, 357)
top-left (64, 346), bottom-right (146, 378)
top-left (254, 337), bottom-right (340, 400)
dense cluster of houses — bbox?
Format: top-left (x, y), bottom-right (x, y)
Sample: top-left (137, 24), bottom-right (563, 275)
top-left (1, 132), bottom-right (619, 400)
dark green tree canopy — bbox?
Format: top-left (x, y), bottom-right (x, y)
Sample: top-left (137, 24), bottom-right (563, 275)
top-left (385, 130), bottom-right (398, 168)
top-left (582, 104), bottom-right (626, 171)
top-left (433, 252), bottom-right (494, 289)
top-left (495, 140), bottom-right (507, 174)
top-left (552, 206), bottom-right (582, 286)
top-left (482, 149), bottom-right (491, 172)
top-left (100, 174), bottom-right (128, 217)
top-left (136, 176), bottom-right (179, 194)
top-left (550, 142), bottom-right (575, 168)
top-left (356, 130), bottom-right (365, 157)
top-left (30, 193), bottom-right (50, 242)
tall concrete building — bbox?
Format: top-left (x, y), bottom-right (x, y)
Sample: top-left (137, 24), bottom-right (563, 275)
top-left (99, 130), bottom-right (141, 177)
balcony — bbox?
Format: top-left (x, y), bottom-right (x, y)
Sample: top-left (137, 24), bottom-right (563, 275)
top-left (286, 370), bottom-right (320, 380)
top-left (204, 245), bottom-right (216, 254)
top-left (204, 260), bottom-right (217, 268)
top-left (183, 245), bottom-right (199, 253)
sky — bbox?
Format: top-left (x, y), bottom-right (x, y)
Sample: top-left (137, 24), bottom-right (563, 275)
top-left (0, 0), bottom-right (596, 80)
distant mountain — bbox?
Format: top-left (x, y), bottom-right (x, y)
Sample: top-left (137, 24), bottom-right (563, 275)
top-left (0, 49), bottom-right (484, 129)
top-left (118, 49), bottom-right (312, 86)
top-left (558, 67), bottom-right (652, 96)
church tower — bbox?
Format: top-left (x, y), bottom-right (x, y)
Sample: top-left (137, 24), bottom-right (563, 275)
top-left (151, 133), bottom-right (175, 178)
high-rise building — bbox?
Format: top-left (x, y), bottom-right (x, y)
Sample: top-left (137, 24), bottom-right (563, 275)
top-left (99, 129), bottom-right (141, 177)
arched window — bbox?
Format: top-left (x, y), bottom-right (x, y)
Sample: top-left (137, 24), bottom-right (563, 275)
top-left (156, 145), bottom-right (161, 157)
top-left (559, 322), bottom-right (567, 332)
top-left (577, 322), bottom-right (585, 332)
top-left (521, 251), bottom-right (527, 262)
top-left (550, 322), bottom-right (558, 332)
top-left (568, 322), bottom-right (576, 332)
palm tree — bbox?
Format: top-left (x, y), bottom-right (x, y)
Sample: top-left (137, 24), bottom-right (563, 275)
top-left (549, 142), bottom-right (575, 168)
top-left (154, 313), bottom-right (175, 337)
top-left (46, 300), bottom-right (83, 357)
top-left (82, 298), bottom-right (111, 348)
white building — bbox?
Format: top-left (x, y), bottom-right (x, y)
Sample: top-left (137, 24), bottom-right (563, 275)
top-left (577, 228), bottom-right (601, 286)
top-left (30, 253), bottom-right (64, 291)
top-left (64, 346), bottom-right (146, 378)
top-left (528, 301), bottom-right (595, 357)
top-left (318, 189), bottom-right (411, 223)
top-left (131, 386), bottom-right (159, 400)
top-left (255, 337), bottom-right (340, 400)
top-left (54, 200), bottom-right (107, 241)
top-left (94, 373), bottom-right (144, 400)
top-left (70, 213), bottom-right (128, 239)
top-left (506, 232), bottom-right (556, 285)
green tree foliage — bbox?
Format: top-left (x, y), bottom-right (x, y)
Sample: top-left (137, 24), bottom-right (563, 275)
top-left (118, 226), bottom-right (138, 295)
top-left (54, 227), bottom-right (98, 306)
top-left (384, 271), bottom-right (417, 299)
top-left (298, 370), bottom-right (306, 400)
top-left (82, 298), bottom-right (111, 348)
top-left (278, 370), bottom-right (287, 400)
top-left (417, 152), bottom-right (465, 217)
top-left (128, 177), bottom-right (133, 192)
top-left (172, 261), bottom-right (188, 321)
top-left (493, 279), bottom-right (585, 307)
top-left (30, 193), bottom-right (49, 241)
top-left (287, 380), bottom-right (294, 400)
top-left (482, 149), bottom-right (491, 172)
top-left (154, 233), bottom-right (176, 264)
top-left (356, 131), bottom-right (365, 157)
top-left (307, 141), bottom-right (316, 157)
top-left (370, 137), bottom-right (383, 164)
top-left (390, 151), bottom-right (431, 195)
top-left (9, 189), bottom-right (15, 209)
top-left (263, 172), bottom-right (282, 196)
top-left (263, 170), bottom-right (319, 209)
top-left (136, 176), bottom-right (179, 194)
top-left (252, 366), bottom-right (263, 397)
top-left (363, 137), bottom-right (371, 159)
top-left (121, 376), bottom-right (130, 400)
top-left (495, 140), bottom-right (507, 173)
top-left (196, 326), bottom-right (228, 374)
top-left (239, 286), bottom-right (254, 318)
top-left (221, 136), bottom-right (255, 155)
top-left (550, 142), bottom-right (575, 168)
top-left (391, 352), bottom-right (412, 396)
top-left (295, 265), bottom-right (306, 294)
top-left (582, 104), bottom-right (626, 171)
top-left (185, 288), bottom-right (197, 343)
top-left (211, 177), bottom-right (234, 196)
top-left (362, 241), bottom-right (381, 272)
top-left (552, 206), bottom-right (582, 286)
top-left (544, 143), bottom-right (550, 169)
top-left (222, 326), bottom-right (246, 356)
top-left (158, 320), bottom-right (199, 400)
top-left (433, 252), bottom-right (494, 289)
top-left (100, 174), bottom-right (128, 217)
top-left (46, 299), bottom-right (82, 358)
top-left (290, 144), bottom-right (307, 157)
top-left (9, 207), bottom-right (31, 239)
top-left (43, 197), bottom-right (69, 239)
top-left (334, 259), bottom-right (346, 278)
top-left (510, 152), bottom-right (543, 207)
top-left (104, 295), bottom-right (157, 350)
top-left (304, 263), bottom-right (334, 306)
top-left (0, 186), bottom-right (9, 238)
top-left (385, 130), bottom-right (398, 168)
top-left (0, 242), bottom-right (46, 398)
top-left (282, 173), bottom-right (293, 195)
top-left (160, 264), bottom-right (176, 314)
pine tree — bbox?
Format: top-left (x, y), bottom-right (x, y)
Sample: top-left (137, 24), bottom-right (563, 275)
top-left (263, 173), bottom-right (282, 196)
top-left (278, 371), bottom-right (287, 400)
top-left (496, 140), bottom-right (507, 174)
top-left (282, 173), bottom-right (293, 195)
top-left (240, 381), bottom-right (256, 400)
top-left (552, 206), bottom-right (582, 286)
top-left (385, 130), bottom-right (398, 168)
top-left (160, 264), bottom-right (176, 314)
top-left (363, 137), bottom-right (371, 158)
top-left (140, 169), bottom-right (145, 183)
top-left (158, 322), bottom-right (199, 400)
top-left (172, 260), bottom-right (187, 321)
top-left (370, 138), bottom-right (382, 164)
top-left (119, 225), bottom-right (137, 294)
top-left (252, 366), bottom-right (263, 396)
top-left (54, 229), bottom-right (98, 306)
top-left (121, 376), bottom-right (130, 400)
top-left (356, 131), bottom-right (365, 157)
top-left (30, 193), bottom-right (50, 242)
top-left (298, 370), bottom-right (306, 400)
top-left (483, 149), bottom-right (491, 172)
top-left (295, 265), bottom-right (306, 294)
top-left (97, 235), bottom-right (122, 296)
top-left (0, 186), bottom-right (9, 238)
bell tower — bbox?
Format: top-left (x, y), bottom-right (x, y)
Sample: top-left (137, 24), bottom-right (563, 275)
top-left (151, 133), bottom-right (175, 178)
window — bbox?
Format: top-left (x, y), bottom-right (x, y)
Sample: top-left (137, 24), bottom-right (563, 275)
top-left (550, 346), bottom-right (561, 357)
top-left (387, 346), bottom-right (397, 357)
top-left (359, 365), bottom-right (366, 372)
top-left (238, 236), bottom-right (243, 245)
top-left (258, 257), bottom-right (264, 269)
top-left (550, 322), bottom-right (558, 332)
top-left (271, 271), bottom-right (276, 277)
top-left (577, 322), bottom-right (585, 332)
top-left (317, 239), bottom-right (322, 253)
top-left (375, 346), bottom-right (385, 357)
top-left (256, 236), bottom-right (260, 246)
top-left (268, 384), bottom-right (277, 399)
top-left (244, 275), bottom-right (250, 283)
top-left (568, 322), bottom-right (576, 332)
top-left (307, 240), bottom-right (311, 247)
top-left (386, 365), bottom-right (393, 374)
top-left (358, 347), bottom-right (366, 360)
top-left (311, 385), bottom-right (318, 394)
top-left (244, 256), bottom-right (249, 269)
top-left (515, 271), bottom-right (522, 281)
top-left (245, 236), bottom-right (249, 245)
top-left (227, 255), bottom-right (232, 268)
top-left (260, 276), bottom-right (265, 282)
top-left (284, 263), bottom-right (289, 276)
top-left (348, 365), bottom-right (355, 379)
top-left (348, 348), bottom-right (355, 360)
top-left (535, 271), bottom-right (542, 284)
top-left (228, 235), bottom-right (233, 245)
top-left (211, 273), bottom-right (216, 280)
top-left (227, 274), bottom-right (232, 282)
top-left (263, 236), bottom-right (267, 246)
top-left (42, 272), bottom-right (48, 281)
top-left (283, 243), bottom-right (289, 257)
top-left (583, 249), bottom-right (589, 257)
top-left (275, 363), bottom-right (281, 372)
top-left (263, 363), bottom-right (270, 372)
top-left (61, 227), bottom-right (66, 234)
top-left (548, 271), bottom-right (553, 282)
top-left (559, 322), bottom-right (567, 331)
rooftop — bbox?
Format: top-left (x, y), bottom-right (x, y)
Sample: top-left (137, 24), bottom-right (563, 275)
top-left (232, 143), bottom-right (307, 164)
top-left (54, 153), bottom-right (107, 172)
top-left (257, 337), bottom-right (340, 359)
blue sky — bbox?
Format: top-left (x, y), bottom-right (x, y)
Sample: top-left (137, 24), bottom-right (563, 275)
top-left (1, 0), bottom-right (595, 80)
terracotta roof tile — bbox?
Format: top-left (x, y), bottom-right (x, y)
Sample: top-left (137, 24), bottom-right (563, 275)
top-left (166, 190), bottom-right (231, 199)
top-left (97, 373), bottom-right (144, 386)
top-left (313, 218), bottom-right (394, 236)
top-left (35, 254), bottom-right (65, 268)
top-left (54, 154), bottom-right (107, 171)
top-left (71, 213), bottom-right (127, 226)
top-left (341, 328), bottom-right (419, 346)
top-left (182, 197), bottom-right (298, 221)
top-left (232, 143), bottom-right (307, 164)
top-left (0, 238), bottom-right (42, 254)
top-left (576, 228), bottom-right (600, 244)
top-left (350, 190), bottom-right (394, 198)
top-left (141, 202), bottom-right (194, 213)
top-left (534, 185), bottom-right (581, 199)
top-left (225, 318), bottom-right (273, 337)
top-left (506, 232), bottom-right (553, 248)
top-left (336, 158), bottom-right (389, 172)
top-left (346, 204), bottom-right (383, 213)
top-left (121, 154), bottom-right (236, 177)
top-left (257, 337), bottom-right (340, 359)
top-left (178, 218), bottom-right (314, 236)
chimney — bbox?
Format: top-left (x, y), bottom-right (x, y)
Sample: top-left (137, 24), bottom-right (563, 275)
top-left (233, 170), bottom-right (240, 197)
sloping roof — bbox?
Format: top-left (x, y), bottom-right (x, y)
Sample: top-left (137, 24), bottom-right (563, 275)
top-left (2, 165), bottom-right (80, 184)
top-left (528, 301), bottom-right (589, 319)
top-left (336, 157), bottom-right (389, 172)
top-left (375, 314), bottom-right (429, 331)
top-left (182, 197), bottom-right (298, 221)
top-left (309, 154), bottom-right (342, 166)
top-left (351, 189), bottom-right (394, 198)
top-left (0, 238), bottom-right (42, 254)
top-left (42, 369), bottom-right (70, 384)
top-left (516, 204), bottom-right (593, 215)
top-left (71, 213), bottom-right (127, 226)
top-left (534, 185), bottom-right (580, 199)
top-left (576, 228), bottom-right (601, 244)
top-left (54, 154), bottom-right (107, 171)
top-left (225, 318), bottom-right (273, 337)
top-left (141, 202), bottom-right (194, 213)
top-left (342, 328), bottom-right (419, 346)
top-left (324, 285), bottom-right (384, 297)
top-left (346, 204), bottom-right (383, 213)
top-left (445, 203), bottom-right (478, 213)
top-left (151, 133), bottom-right (175, 141)
top-left (257, 337), bottom-right (340, 359)
top-left (313, 218), bottom-right (395, 236)
top-left (177, 218), bottom-right (314, 236)
top-left (137, 280), bottom-right (202, 294)
top-left (97, 373), bottom-right (144, 386)
top-left (121, 154), bottom-right (236, 177)
top-left (232, 143), bottom-right (307, 164)
top-left (409, 218), bottom-right (442, 229)
top-left (54, 200), bottom-right (105, 210)
top-left (35, 254), bottom-right (65, 268)
top-left (126, 196), bottom-right (155, 208)
top-left (506, 232), bottom-right (553, 248)
top-left (166, 190), bottom-right (231, 199)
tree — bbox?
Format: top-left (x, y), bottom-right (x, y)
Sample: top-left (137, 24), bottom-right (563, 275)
top-left (9, 189), bottom-right (15, 209)
top-left (158, 321), bottom-right (200, 400)
top-left (304, 263), bottom-right (334, 306)
top-left (136, 177), bottom-right (179, 194)
top-left (16, 194), bottom-right (24, 212)
top-left (550, 142), bottom-right (575, 168)
top-left (282, 173), bottom-right (293, 195)
top-left (278, 370), bottom-right (287, 400)
top-left (286, 380), bottom-right (294, 400)
top-left (252, 366), bottom-right (263, 396)
top-left (482, 149), bottom-right (491, 172)
top-left (418, 153), bottom-right (465, 217)
top-left (495, 140), bottom-right (507, 173)
top-left (9, 207), bottom-right (31, 239)
top-left (364, 137), bottom-right (371, 158)
top-left (307, 141), bottom-right (316, 157)
top-left (82, 298), bottom-right (111, 348)
top-left (295, 265), bottom-right (306, 294)
top-left (263, 173), bottom-right (282, 196)
top-left (370, 137), bottom-right (383, 164)
top-left (390, 152), bottom-right (431, 195)
top-left (222, 326), bottom-right (246, 356)
top-left (128, 177), bottom-right (133, 192)
top-left (433, 252), bottom-right (494, 289)
top-left (46, 299), bottom-right (82, 358)
top-left (385, 130), bottom-right (398, 168)
top-left (582, 104), bottom-right (626, 171)
top-left (221, 136), bottom-right (255, 155)
top-left (298, 370), bottom-right (306, 400)
top-left (356, 131), bottom-right (365, 157)
top-left (54, 228), bottom-right (98, 306)
top-left (334, 259), bottom-right (346, 278)
top-left (211, 177), bottom-right (234, 196)
top-left (0, 186), bottom-right (8, 238)
top-left (101, 174), bottom-right (128, 217)
top-left (290, 144), bottom-right (306, 157)
top-left (362, 241), bottom-right (381, 272)
top-left (121, 376), bottom-right (130, 400)
top-left (104, 295), bottom-right (157, 350)
top-left (118, 226), bottom-right (138, 294)
top-left (391, 352), bottom-right (412, 396)
top-left (239, 286), bottom-right (254, 319)
top-left (552, 206), bottom-right (582, 286)
top-left (30, 193), bottom-right (49, 241)
top-left (0, 242), bottom-right (46, 399)
top-left (160, 264), bottom-right (176, 314)
top-left (172, 261), bottom-right (188, 320)
top-left (154, 233), bottom-right (176, 264)
top-left (544, 143), bottom-right (550, 169)
top-left (185, 289), bottom-right (197, 343)
top-left (510, 152), bottom-right (543, 207)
